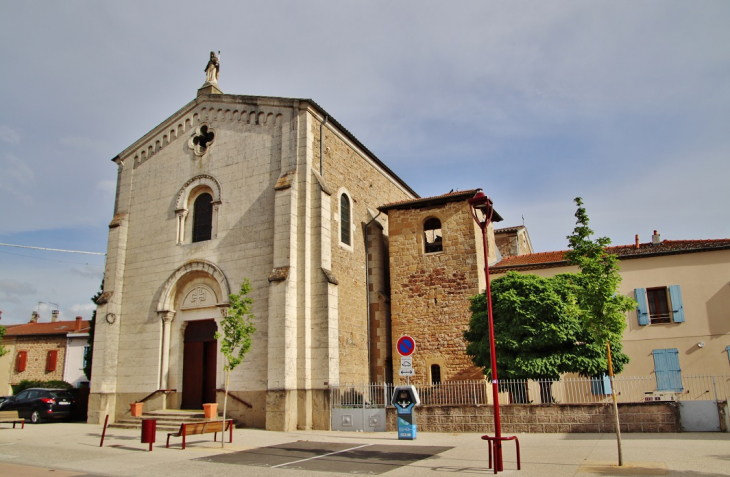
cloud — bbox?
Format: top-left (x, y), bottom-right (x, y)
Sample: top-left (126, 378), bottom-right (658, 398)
top-left (0, 125), bottom-right (20, 144)
top-left (0, 279), bottom-right (37, 304)
top-left (70, 265), bottom-right (104, 280)
top-left (0, 152), bottom-right (35, 204)
top-left (59, 135), bottom-right (110, 155)
top-left (69, 303), bottom-right (96, 316)
top-left (96, 180), bottom-right (116, 196)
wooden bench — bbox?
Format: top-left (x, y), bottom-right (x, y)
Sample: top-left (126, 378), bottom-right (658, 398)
top-left (0, 410), bottom-right (25, 429)
top-left (166, 419), bottom-right (233, 449)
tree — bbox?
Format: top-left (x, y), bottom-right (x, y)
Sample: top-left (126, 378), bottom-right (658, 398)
top-left (565, 197), bottom-right (636, 467)
top-left (214, 279), bottom-right (256, 447)
top-left (0, 324), bottom-right (7, 359)
top-left (84, 279), bottom-right (104, 381)
top-left (465, 272), bottom-right (583, 382)
top-left (464, 272), bottom-right (629, 402)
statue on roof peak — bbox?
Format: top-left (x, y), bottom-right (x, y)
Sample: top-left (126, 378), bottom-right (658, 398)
top-left (205, 51), bottom-right (220, 84)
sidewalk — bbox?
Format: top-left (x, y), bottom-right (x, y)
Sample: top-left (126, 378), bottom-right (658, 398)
top-left (1, 422), bottom-right (729, 476)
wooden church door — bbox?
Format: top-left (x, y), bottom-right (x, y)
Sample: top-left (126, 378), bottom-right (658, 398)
top-left (181, 319), bottom-right (218, 409)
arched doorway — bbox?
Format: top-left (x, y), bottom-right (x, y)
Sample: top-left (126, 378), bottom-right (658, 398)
top-left (181, 319), bottom-right (218, 409)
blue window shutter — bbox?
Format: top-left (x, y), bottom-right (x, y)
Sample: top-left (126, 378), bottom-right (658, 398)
top-left (590, 374), bottom-right (612, 395)
top-left (668, 285), bottom-right (685, 322)
top-left (726, 346), bottom-right (730, 365)
top-left (653, 348), bottom-right (683, 392)
top-left (635, 288), bottom-right (649, 325)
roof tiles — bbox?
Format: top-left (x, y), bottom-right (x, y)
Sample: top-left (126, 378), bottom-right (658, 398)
top-left (492, 239), bottom-right (730, 272)
top-left (4, 320), bottom-right (91, 337)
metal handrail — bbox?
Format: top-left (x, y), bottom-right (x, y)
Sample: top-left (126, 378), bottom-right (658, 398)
top-left (216, 388), bottom-right (253, 408)
top-left (136, 388), bottom-right (176, 404)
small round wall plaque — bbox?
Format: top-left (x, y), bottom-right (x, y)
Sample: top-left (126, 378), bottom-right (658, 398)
top-left (105, 313), bottom-right (116, 324)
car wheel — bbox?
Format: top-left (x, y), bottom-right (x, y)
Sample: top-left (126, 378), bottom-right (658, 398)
top-left (30, 410), bottom-right (42, 424)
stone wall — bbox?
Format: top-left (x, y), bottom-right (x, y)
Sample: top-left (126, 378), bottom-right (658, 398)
top-left (312, 118), bottom-right (414, 385)
top-left (387, 402), bottom-right (681, 433)
top-left (387, 200), bottom-right (489, 384)
top-left (10, 336), bottom-right (67, 385)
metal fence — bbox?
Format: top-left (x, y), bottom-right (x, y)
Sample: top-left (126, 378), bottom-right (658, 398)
top-left (331, 375), bottom-right (730, 408)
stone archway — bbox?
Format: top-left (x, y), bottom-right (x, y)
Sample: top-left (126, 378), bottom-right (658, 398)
top-left (156, 260), bottom-right (230, 391)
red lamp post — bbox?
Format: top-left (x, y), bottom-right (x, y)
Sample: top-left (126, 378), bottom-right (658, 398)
top-left (468, 191), bottom-right (504, 472)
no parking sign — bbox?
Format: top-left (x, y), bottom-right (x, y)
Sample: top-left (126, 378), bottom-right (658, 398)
top-left (396, 335), bottom-right (416, 357)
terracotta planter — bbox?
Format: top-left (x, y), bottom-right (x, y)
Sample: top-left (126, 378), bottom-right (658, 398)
top-left (203, 403), bottom-right (218, 419)
top-left (130, 402), bottom-right (143, 417)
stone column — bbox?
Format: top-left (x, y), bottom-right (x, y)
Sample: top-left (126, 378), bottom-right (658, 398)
top-left (159, 311), bottom-right (176, 390)
top-left (175, 210), bottom-right (188, 244)
top-left (212, 201), bottom-right (221, 239)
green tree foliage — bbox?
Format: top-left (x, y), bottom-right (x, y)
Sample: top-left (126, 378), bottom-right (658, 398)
top-left (464, 199), bottom-right (634, 381)
top-left (464, 272), bottom-right (629, 380)
top-left (0, 324), bottom-right (7, 358)
top-left (84, 279), bottom-right (104, 381)
top-left (565, 198), bottom-right (637, 347)
top-left (215, 279), bottom-right (256, 373)
top-left (12, 379), bottom-right (73, 394)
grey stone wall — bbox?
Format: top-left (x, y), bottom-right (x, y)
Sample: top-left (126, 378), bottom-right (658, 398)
top-left (387, 402), bottom-right (681, 433)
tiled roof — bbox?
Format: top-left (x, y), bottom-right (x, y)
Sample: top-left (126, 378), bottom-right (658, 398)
top-left (492, 239), bottom-right (730, 273)
top-left (379, 189), bottom-right (481, 210)
top-left (495, 225), bottom-right (525, 234)
top-left (379, 189), bottom-right (504, 221)
top-left (4, 320), bottom-right (91, 337)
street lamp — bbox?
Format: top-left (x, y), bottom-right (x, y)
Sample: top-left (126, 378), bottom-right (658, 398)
top-left (468, 191), bottom-right (504, 472)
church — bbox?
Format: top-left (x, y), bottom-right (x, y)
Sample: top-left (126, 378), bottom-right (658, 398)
top-left (90, 54), bottom-right (730, 431)
top-left (89, 53), bottom-right (427, 431)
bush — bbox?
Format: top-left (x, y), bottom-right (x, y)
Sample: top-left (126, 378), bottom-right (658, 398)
top-left (11, 379), bottom-right (73, 395)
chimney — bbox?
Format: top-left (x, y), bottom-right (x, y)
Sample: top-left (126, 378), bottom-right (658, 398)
top-left (31, 311), bottom-right (39, 323)
top-left (652, 230), bottom-right (661, 245)
top-left (75, 316), bottom-right (82, 332)
top-left (51, 309), bottom-right (60, 322)
top-left (635, 234), bottom-right (640, 249)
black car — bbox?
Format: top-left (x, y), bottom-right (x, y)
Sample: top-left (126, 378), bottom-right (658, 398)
top-left (0, 388), bottom-right (75, 423)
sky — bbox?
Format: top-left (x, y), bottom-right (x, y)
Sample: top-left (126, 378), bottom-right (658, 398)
top-left (1, 1), bottom-right (729, 326)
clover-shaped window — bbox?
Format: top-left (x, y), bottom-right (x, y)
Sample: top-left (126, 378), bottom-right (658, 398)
top-left (188, 123), bottom-right (216, 156)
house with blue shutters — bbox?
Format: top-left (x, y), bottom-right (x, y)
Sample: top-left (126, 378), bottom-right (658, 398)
top-left (491, 231), bottom-right (730, 388)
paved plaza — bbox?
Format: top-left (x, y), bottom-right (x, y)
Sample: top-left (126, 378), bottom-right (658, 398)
top-left (1, 422), bottom-right (729, 476)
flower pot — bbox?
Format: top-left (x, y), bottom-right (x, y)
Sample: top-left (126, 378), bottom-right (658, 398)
top-left (130, 402), bottom-right (143, 417)
top-left (203, 403), bottom-right (218, 419)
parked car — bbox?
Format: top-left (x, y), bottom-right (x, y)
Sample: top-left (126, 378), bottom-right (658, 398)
top-left (0, 388), bottom-right (75, 423)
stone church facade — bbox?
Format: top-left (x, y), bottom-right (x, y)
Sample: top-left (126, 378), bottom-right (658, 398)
top-left (89, 82), bottom-right (416, 431)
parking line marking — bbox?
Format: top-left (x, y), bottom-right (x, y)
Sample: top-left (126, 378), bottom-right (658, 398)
top-left (270, 444), bottom-right (373, 468)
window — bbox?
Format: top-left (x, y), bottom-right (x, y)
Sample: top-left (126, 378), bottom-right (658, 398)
top-left (83, 346), bottom-right (91, 370)
top-left (424, 218), bottom-right (443, 253)
top-left (15, 351), bottom-right (27, 372)
top-left (635, 286), bottom-right (685, 325)
top-left (647, 287), bottom-right (671, 324)
top-left (192, 193), bottom-right (213, 242)
top-left (652, 348), bottom-right (683, 392)
top-left (340, 193), bottom-right (351, 246)
top-left (430, 364), bottom-right (442, 385)
top-left (174, 174), bottom-right (221, 244)
top-left (46, 350), bottom-right (58, 372)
